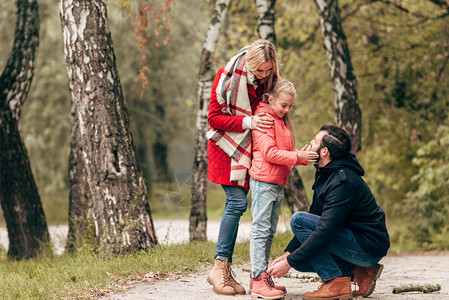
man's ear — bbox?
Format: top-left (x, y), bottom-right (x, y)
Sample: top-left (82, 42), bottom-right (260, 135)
top-left (321, 147), bottom-right (330, 158)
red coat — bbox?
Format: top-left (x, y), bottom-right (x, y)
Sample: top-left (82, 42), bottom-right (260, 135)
top-left (249, 103), bottom-right (308, 186)
top-left (207, 66), bottom-right (265, 190)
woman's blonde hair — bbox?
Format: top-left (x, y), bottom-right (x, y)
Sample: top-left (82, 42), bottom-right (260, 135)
top-left (264, 78), bottom-right (297, 148)
top-left (246, 39), bottom-right (280, 92)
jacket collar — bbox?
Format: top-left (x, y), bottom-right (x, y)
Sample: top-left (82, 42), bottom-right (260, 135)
top-left (257, 102), bottom-right (281, 120)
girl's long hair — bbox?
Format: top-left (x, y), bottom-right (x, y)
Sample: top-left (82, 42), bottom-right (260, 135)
top-left (246, 39), bottom-right (280, 92)
top-left (263, 78), bottom-right (297, 148)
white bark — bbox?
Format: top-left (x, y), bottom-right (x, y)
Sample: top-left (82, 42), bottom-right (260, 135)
top-left (190, 0), bottom-right (232, 241)
top-left (255, 0), bottom-right (276, 43)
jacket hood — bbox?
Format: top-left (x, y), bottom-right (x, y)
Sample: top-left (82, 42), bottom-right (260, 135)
top-left (255, 102), bottom-right (282, 120)
top-left (315, 152), bottom-right (365, 176)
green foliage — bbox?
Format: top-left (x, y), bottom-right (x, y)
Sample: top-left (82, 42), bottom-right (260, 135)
top-left (400, 124), bottom-right (449, 250)
top-left (1, 0), bottom-right (448, 252)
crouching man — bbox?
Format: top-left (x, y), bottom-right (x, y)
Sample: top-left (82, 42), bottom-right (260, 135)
top-left (268, 125), bottom-right (390, 300)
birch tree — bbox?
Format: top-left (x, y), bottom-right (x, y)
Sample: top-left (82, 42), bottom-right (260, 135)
top-left (255, 0), bottom-right (276, 43)
top-left (315, 0), bottom-right (362, 152)
top-left (0, 0), bottom-right (50, 259)
top-left (189, 0), bottom-right (233, 241)
top-left (65, 104), bottom-right (93, 252)
top-left (59, 0), bottom-right (158, 255)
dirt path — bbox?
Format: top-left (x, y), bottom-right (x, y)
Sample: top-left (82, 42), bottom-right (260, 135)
top-left (107, 252), bottom-right (449, 300)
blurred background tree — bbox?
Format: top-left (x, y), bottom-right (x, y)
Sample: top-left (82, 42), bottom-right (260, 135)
top-left (0, 0), bottom-right (448, 252)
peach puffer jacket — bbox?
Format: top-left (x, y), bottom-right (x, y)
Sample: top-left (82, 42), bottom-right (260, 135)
top-left (249, 103), bottom-right (308, 186)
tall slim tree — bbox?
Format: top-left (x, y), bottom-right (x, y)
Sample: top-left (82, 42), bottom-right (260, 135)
top-left (255, 0), bottom-right (310, 213)
top-left (0, 0), bottom-right (50, 259)
top-left (59, 0), bottom-right (158, 255)
top-left (255, 0), bottom-right (276, 43)
top-left (315, 0), bottom-right (362, 152)
top-left (189, 0), bottom-right (233, 241)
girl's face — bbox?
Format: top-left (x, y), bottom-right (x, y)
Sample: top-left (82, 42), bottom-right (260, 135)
top-left (251, 61), bottom-right (273, 80)
top-left (268, 92), bottom-right (294, 118)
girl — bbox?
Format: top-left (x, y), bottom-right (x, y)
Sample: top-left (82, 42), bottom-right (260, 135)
top-left (249, 79), bottom-right (318, 299)
top-left (206, 40), bottom-right (279, 296)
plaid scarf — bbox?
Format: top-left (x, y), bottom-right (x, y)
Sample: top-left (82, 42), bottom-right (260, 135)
top-left (206, 47), bottom-right (253, 186)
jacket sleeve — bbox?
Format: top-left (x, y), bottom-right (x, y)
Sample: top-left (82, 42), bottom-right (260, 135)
top-left (296, 160), bottom-right (309, 166)
top-left (208, 67), bottom-right (245, 133)
top-left (252, 127), bottom-right (298, 167)
top-left (286, 180), bottom-right (358, 268)
top-left (285, 236), bottom-right (301, 253)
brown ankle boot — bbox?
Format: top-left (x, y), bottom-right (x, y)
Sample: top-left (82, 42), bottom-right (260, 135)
top-left (353, 264), bottom-right (383, 297)
top-left (224, 260), bottom-right (246, 295)
top-left (303, 277), bottom-right (352, 300)
top-left (207, 259), bottom-right (235, 295)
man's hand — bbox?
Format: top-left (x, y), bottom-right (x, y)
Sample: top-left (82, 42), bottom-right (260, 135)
top-left (267, 259), bottom-right (291, 278)
top-left (270, 251), bottom-right (290, 266)
top-left (251, 112), bottom-right (274, 133)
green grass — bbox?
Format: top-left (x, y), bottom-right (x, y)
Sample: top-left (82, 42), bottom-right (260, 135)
top-left (0, 232), bottom-right (294, 300)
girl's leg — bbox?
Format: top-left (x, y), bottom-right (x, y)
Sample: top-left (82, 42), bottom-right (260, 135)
top-left (250, 178), bottom-right (281, 278)
top-left (265, 186), bottom-right (284, 266)
top-left (215, 185), bottom-right (248, 263)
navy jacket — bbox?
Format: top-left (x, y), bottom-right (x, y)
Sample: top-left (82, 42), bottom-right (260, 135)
top-left (285, 153), bottom-right (390, 269)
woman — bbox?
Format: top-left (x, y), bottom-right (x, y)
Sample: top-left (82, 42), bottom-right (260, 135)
top-left (206, 39), bottom-right (279, 296)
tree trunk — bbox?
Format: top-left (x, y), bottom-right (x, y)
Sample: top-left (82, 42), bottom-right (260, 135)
top-left (65, 102), bottom-right (94, 252)
top-left (59, 0), bottom-right (157, 255)
top-left (315, 0), bottom-right (362, 153)
top-left (153, 103), bottom-right (169, 182)
top-left (254, 0), bottom-right (276, 43)
top-left (284, 167), bottom-right (309, 214)
top-left (0, 0), bottom-right (50, 259)
top-left (189, 0), bottom-right (233, 241)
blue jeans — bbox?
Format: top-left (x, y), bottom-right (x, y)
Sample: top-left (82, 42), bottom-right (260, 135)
top-left (290, 212), bottom-right (382, 282)
top-left (215, 185), bottom-right (248, 263)
top-left (250, 178), bottom-right (284, 278)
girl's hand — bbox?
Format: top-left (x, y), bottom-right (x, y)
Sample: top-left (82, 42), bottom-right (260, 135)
top-left (251, 112), bottom-right (274, 133)
top-left (297, 144), bottom-right (319, 162)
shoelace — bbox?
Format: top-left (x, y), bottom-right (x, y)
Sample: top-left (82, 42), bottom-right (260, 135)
top-left (263, 276), bottom-right (274, 290)
top-left (222, 260), bottom-right (232, 286)
top-left (225, 262), bottom-right (241, 287)
top-left (267, 275), bottom-right (277, 288)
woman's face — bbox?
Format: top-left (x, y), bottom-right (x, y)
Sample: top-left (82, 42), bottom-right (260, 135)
top-left (250, 61), bottom-right (273, 80)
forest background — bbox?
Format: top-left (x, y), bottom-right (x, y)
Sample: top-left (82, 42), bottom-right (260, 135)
top-left (1, 0), bottom-right (448, 255)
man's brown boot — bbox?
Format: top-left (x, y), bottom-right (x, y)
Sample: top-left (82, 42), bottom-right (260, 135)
top-left (353, 263), bottom-right (383, 297)
top-left (224, 260), bottom-right (246, 295)
top-left (303, 277), bottom-right (352, 300)
top-left (207, 259), bottom-right (235, 295)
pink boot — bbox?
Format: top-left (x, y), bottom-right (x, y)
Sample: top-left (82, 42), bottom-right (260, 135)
top-left (250, 275), bottom-right (286, 293)
top-left (251, 273), bottom-right (285, 299)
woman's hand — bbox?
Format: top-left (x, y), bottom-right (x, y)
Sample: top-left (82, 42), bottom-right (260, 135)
top-left (251, 112), bottom-right (274, 133)
top-left (297, 144), bottom-right (319, 162)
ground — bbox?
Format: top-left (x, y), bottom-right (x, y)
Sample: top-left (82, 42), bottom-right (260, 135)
top-left (106, 252), bottom-right (449, 300)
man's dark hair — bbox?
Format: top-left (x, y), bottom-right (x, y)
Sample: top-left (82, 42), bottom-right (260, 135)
top-left (319, 124), bottom-right (352, 160)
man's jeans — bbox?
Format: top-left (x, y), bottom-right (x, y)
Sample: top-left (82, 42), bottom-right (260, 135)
top-left (215, 185), bottom-right (248, 263)
top-left (250, 178), bottom-right (284, 278)
top-left (290, 212), bottom-right (382, 282)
